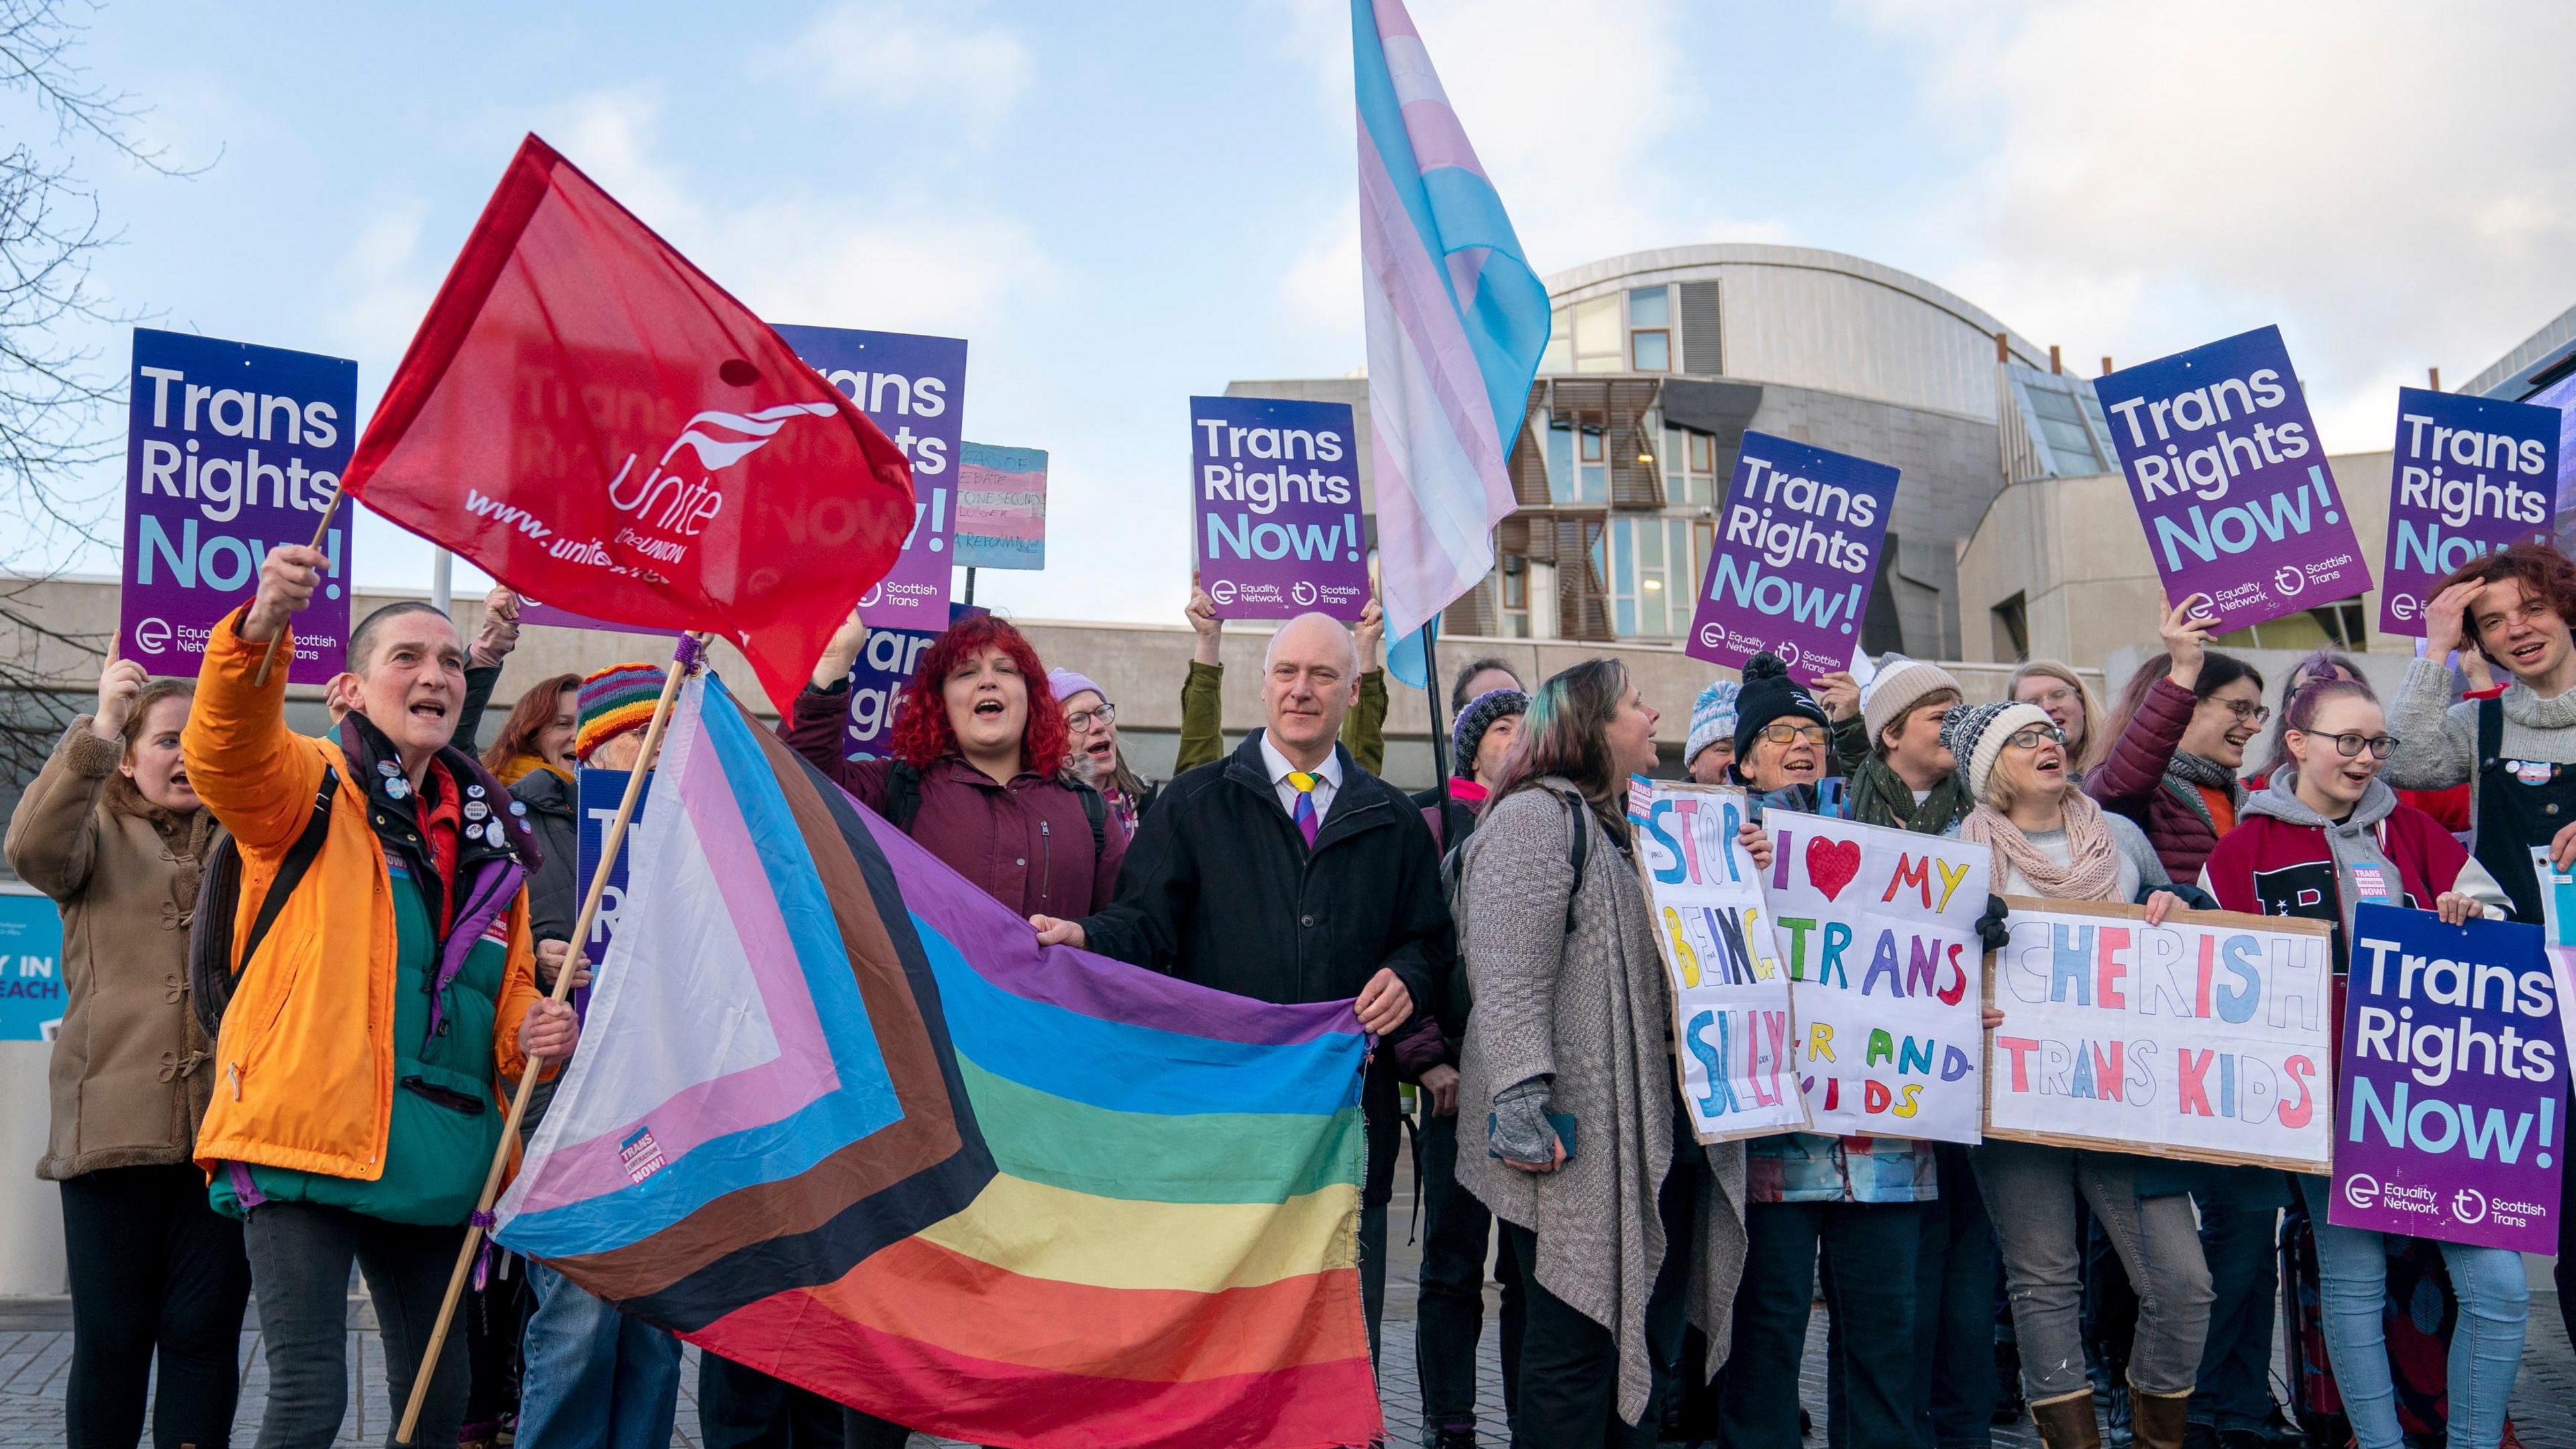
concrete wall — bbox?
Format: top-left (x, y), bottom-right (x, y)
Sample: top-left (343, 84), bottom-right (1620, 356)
top-left (1957, 450), bottom-right (2404, 673)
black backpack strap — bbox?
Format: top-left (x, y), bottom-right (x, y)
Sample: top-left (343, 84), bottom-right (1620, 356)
top-left (237, 765), bottom-right (339, 976)
top-left (885, 761), bottom-right (924, 835)
top-left (1078, 782), bottom-right (1108, 859)
top-left (1558, 789), bottom-right (1591, 935)
top-left (2477, 692), bottom-right (2504, 769)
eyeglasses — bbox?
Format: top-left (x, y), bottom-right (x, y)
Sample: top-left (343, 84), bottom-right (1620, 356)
top-left (1065, 702), bottom-right (1118, 732)
top-left (1756, 722), bottom-right (1828, 747)
top-left (2296, 730), bottom-right (2399, 759)
top-left (2219, 700), bottom-right (2271, 727)
top-left (2003, 724), bottom-right (2067, 751)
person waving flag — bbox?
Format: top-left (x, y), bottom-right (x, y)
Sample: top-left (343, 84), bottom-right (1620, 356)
top-left (339, 134), bottom-right (916, 710)
top-left (1353, 0), bottom-right (1551, 642)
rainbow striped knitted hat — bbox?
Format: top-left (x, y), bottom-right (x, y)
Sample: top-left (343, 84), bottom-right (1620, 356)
top-left (576, 663), bottom-right (664, 765)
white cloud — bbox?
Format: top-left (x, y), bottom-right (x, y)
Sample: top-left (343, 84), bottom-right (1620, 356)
top-left (1856, 0), bottom-right (2576, 447)
top-left (532, 87), bottom-right (1049, 335)
top-left (1277, 0), bottom-right (1695, 272)
top-left (760, 0), bottom-right (1033, 143)
top-left (327, 196), bottom-right (434, 362)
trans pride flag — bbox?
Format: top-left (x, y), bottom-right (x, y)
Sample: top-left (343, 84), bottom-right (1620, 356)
top-left (492, 673), bottom-right (1379, 1448)
top-left (1354, 0), bottom-right (1551, 640)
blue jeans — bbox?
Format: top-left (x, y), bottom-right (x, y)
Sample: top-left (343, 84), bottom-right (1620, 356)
top-left (517, 1263), bottom-right (683, 1449)
top-left (2190, 1185), bottom-right (2282, 1432)
top-left (2294, 1175), bottom-right (2527, 1449)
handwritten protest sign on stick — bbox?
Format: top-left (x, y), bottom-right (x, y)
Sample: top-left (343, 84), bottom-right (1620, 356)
top-left (1628, 780), bottom-right (1809, 1144)
top-left (1987, 897), bottom-right (2332, 1171)
top-left (2332, 903), bottom-right (2563, 1252)
top-left (1762, 811), bottom-right (1988, 1142)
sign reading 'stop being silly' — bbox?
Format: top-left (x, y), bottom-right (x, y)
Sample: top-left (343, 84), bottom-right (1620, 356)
top-left (2096, 326), bottom-right (2369, 631)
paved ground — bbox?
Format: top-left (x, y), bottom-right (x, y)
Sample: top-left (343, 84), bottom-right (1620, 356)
top-left (3, 1291), bottom-right (2571, 1447)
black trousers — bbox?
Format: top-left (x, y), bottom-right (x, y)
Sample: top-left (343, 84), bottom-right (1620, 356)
top-left (1501, 1106), bottom-right (1702, 1449)
top-left (698, 1354), bottom-right (847, 1449)
top-left (1415, 1108), bottom-right (1525, 1434)
top-left (59, 1163), bottom-right (252, 1449)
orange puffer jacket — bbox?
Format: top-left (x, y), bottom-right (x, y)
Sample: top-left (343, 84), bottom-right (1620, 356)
top-left (182, 608), bottom-right (545, 1184)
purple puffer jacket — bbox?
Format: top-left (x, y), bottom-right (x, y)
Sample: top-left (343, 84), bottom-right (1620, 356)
top-left (2085, 674), bottom-right (2232, 883)
top-left (782, 683), bottom-right (1124, 921)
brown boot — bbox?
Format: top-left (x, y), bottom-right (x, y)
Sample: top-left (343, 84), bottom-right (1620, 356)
top-left (2028, 1389), bottom-right (2102, 1449)
top-left (2129, 1384), bottom-right (2191, 1449)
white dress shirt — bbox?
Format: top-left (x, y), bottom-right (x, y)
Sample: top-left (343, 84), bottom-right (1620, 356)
top-left (1258, 733), bottom-right (1343, 824)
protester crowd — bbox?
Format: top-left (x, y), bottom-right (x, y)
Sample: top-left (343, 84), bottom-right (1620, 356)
top-left (23, 537), bottom-right (2576, 1449)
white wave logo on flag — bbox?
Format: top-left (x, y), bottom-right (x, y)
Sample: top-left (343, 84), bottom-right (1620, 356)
top-left (607, 400), bottom-right (843, 538)
top-left (661, 401), bottom-right (840, 472)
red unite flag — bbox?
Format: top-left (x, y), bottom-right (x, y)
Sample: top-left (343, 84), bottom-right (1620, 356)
top-left (342, 133), bottom-right (915, 709)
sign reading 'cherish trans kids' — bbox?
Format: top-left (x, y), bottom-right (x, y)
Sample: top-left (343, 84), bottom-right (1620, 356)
top-left (2096, 326), bottom-right (2369, 633)
top-left (1189, 395), bottom-right (1368, 621)
top-left (2334, 905), bottom-right (2562, 1253)
top-left (120, 328), bottom-right (358, 684)
top-left (2375, 388), bottom-right (2558, 637)
top-left (1685, 431), bottom-right (1896, 685)
top-left (773, 325), bottom-right (967, 631)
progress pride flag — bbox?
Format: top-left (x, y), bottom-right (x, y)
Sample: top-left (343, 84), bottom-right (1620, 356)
top-left (339, 135), bottom-right (915, 709)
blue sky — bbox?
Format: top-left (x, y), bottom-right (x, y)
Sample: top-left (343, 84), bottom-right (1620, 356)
top-left (22, 0), bottom-right (2576, 624)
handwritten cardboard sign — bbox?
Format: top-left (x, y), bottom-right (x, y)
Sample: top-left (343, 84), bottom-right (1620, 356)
top-left (1988, 897), bottom-right (2332, 1171)
top-left (1760, 811), bottom-right (1988, 1142)
top-left (2332, 903), bottom-right (2562, 1251)
top-left (1629, 780), bottom-right (1809, 1143)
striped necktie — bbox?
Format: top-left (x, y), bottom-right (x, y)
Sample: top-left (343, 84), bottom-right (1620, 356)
top-left (1287, 771), bottom-right (1320, 848)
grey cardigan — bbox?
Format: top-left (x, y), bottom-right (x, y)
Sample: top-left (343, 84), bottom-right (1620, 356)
top-left (1454, 780), bottom-right (1748, 1424)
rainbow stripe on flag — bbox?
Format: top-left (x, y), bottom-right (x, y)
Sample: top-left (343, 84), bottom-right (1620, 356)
top-left (493, 673), bottom-right (1379, 1448)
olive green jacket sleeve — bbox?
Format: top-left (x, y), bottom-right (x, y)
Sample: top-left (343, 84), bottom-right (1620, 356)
top-left (1172, 661), bottom-right (1389, 777)
top-left (1345, 668), bottom-right (1387, 777)
top-left (1173, 659), bottom-right (1227, 775)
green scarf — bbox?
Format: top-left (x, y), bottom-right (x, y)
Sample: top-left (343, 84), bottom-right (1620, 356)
top-left (1847, 753), bottom-right (1973, 837)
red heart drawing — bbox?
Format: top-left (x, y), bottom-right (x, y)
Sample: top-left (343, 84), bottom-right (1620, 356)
top-left (1806, 837), bottom-right (1862, 902)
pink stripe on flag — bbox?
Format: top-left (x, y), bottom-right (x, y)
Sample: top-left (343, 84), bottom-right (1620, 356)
top-left (1369, 0), bottom-right (1419, 42)
top-left (1399, 98), bottom-right (1486, 180)
top-left (513, 738), bottom-right (847, 1213)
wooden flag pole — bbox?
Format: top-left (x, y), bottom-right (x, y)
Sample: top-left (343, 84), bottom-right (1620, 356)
top-left (394, 634), bottom-right (702, 1446)
top-left (251, 484), bottom-right (349, 688)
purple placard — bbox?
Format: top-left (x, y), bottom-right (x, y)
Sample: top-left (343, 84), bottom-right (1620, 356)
top-left (2097, 326), bottom-right (2369, 631)
top-left (1684, 431), bottom-right (1896, 684)
top-left (119, 328), bottom-right (358, 684)
top-left (574, 765), bottom-right (651, 1018)
top-left (1189, 395), bottom-right (1368, 620)
top-left (2376, 387), bottom-right (2558, 637)
top-left (2334, 904), bottom-right (2563, 1252)
top-left (772, 325), bottom-right (966, 631)
top-left (840, 626), bottom-right (938, 761)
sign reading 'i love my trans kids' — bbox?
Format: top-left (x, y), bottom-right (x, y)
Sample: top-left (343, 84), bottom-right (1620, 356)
top-left (2096, 326), bottom-right (2369, 632)
top-left (1684, 431), bottom-right (1896, 684)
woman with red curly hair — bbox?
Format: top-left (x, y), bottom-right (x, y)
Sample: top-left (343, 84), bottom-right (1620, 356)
top-left (780, 608), bottom-right (1124, 922)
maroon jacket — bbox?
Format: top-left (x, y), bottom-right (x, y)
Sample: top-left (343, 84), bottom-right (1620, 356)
top-left (2087, 674), bottom-right (2233, 884)
top-left (782, 684), bottom-right (1124, 920)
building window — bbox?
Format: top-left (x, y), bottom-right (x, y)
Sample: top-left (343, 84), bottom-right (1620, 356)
top-left (2216, 603), bottom-right (2369, 654)
top-left (1540, 309), bottom-right (1571, 375)
top-left (1661, 423), bottom-right (1719, 506)
top-left (1629, 286), bottom-right (1670, 372)
top-left (1572, 295), bottom-right (1622, 373)
top-left (1607, 515), bottom-right (1704, 639)
top-left (1992, 592), bottom-right (2029, 663)
top-left (1546, 423), bottom-right (1575, 503)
